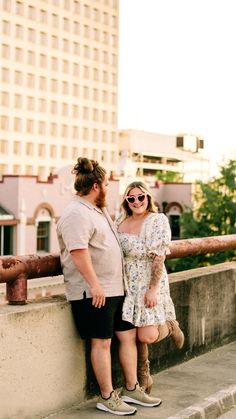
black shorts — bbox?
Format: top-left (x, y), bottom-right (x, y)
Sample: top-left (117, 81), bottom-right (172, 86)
top-left (70, 295), bottom-right (135, 339)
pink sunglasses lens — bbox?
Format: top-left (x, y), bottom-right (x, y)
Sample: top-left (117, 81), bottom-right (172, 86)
top-left (126, 194), bottom-right (146, 204)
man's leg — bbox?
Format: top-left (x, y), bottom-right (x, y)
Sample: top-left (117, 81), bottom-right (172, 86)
top-left (91, 338), bottom-right (113, 398)
top-left (115, 329), bottom-right (138, 389)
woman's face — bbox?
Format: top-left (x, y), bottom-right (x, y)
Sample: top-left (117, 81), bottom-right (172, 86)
top-left (126, 187), bottom-right (149, 215)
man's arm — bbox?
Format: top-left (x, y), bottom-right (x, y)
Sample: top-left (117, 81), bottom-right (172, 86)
top-left (70, 248), bottom-right (106, 308)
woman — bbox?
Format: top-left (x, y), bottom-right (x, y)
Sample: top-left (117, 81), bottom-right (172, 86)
top-left (116, 181), bottom-right (184, 393)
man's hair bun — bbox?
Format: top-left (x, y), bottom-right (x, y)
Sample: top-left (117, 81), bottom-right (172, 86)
top-left (73, 157), bottom-right (98, 174)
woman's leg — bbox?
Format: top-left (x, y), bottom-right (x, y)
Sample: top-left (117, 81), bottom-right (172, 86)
top-left (136, 324), bottom-right (169, 394)
top-left (137, 324), bottom-right (169, 344)
top-left (136, 341), bottom-right (153, 394)
top-left (115, 328), bottom-right (138, 389)
top-left (166, 320), bottom-right (185, 349)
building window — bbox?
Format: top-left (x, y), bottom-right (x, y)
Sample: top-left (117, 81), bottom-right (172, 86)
top-left (40, 32), bottom-right (47, 46)
top-left (25, 165), bottom-right (33, 175)
top-left (16, 1), bottom-right (24, 15)
top-left (0, 140), bottom-right (8, 154)
top-left (40, 9), bottom-right (47, 24)
top-left (2, 68), bottom-right (10, 83)
top-left (13, 141), bottom-right (21, 154)
top-left (1, 92), bottom-right (9, 107)
top-left (50, 145), bottom-right (57, 158)
top-left (14, 71), bottom-right (23, 85)
top-left (62, 38), bottom-right (69, 52)
top-left (3, 1), bottom-right (11, 12)
top-left (27, 73), bottom-right (35, 88)
top-left (63, 17), bottom-right (70, 31)
top-left (2, 20), bottom-right (11, 35)
top-left (52, 14), bottom-right (59, 28)
top-left (37, 222), bottom-right (49, 253)
top-left (26, 119), bottom-right (34, 133)
top-left (38, 143), bottom-right (45, 157)
top-left (0, 225), bottom-right (13, 255)
top-left (73, 42), bottom-right (80, 54)
top-left (62, 81), bottom-right (69, 94)
top-left (26, 142), bottom-right (34, 155)
top-left (27, 96), bottom-right (35, 111)
top-left (169, 215), bottom-right (180, 240)
top-left (28, 5), bottom-right (36, 19)
top-left (51, 35), bottom-right (59, 49)
top-left (72, 105), bottom-right (79, 117)
top-left (1, 116), bottom-right (9, 130)
top-left (2, 44), bottom-right (10, 59)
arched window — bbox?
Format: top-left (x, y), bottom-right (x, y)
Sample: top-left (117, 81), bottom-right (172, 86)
top-left (36, 208), bottom-right (51, 253)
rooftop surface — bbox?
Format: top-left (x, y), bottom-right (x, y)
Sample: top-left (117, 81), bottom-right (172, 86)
top-left (42, 341), bottom-right (236, 419)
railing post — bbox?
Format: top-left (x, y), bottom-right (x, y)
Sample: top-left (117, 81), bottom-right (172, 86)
top-left (6, 273), bottom-right (27, 305)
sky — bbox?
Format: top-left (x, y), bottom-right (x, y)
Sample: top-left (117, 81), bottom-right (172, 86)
top-left (118, 0), bottom-right (236, 168)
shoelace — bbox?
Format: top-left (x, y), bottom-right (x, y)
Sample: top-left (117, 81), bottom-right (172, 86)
top-left (112, 390), bottom-right (123, 405)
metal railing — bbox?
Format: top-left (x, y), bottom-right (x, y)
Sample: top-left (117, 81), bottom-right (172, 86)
top-left (0, 234), bottom-right (236, 304)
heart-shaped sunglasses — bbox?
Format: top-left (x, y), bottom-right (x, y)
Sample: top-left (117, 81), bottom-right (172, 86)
top-left (125, 194), bottom-right (147, 204)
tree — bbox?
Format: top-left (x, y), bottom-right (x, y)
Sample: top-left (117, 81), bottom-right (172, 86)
top-left (166, 159), bottom-right (236, 272)
top-left (156, 170), bottom-right (183, 182)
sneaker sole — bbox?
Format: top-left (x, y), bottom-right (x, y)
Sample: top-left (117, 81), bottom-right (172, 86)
top-left (96, 403), bottom-right (137, 416)
top-left (121, 396), bottom-right (162, 408)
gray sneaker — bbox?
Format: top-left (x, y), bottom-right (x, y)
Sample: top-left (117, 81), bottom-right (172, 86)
top-left (96, 390), bottom-right (137, 415)
top-left (121, 383), bottom-right (162, 407)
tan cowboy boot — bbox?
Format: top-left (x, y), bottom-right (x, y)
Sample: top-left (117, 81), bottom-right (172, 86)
top-left (137, 342), bottom-right (153, 394)
top-left (167, 320), bottom-right (185, 349)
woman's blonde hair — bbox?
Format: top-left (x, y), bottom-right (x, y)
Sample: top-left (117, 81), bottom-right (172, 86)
top-left (119, 181), bottom-right (158, 222)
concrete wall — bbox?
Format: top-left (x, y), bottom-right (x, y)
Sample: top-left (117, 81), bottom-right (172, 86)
top-left (0, 297), bottom-right (86, 419)
top-left (0, 262), bottom-right (235, 418)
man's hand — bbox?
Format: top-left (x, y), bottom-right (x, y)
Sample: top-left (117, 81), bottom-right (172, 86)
top-left (144, 287), bottom-right (158, 308)
top-left (70, 249), bottom-right (106, 308)
top-left (90, 285), bottom-right (106, 308)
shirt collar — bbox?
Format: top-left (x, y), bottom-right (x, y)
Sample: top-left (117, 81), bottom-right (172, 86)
top-left (73, 195), bottom-right (103, 214)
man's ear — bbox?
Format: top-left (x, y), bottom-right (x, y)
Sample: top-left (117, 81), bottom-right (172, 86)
top-left (93, 182), bottom-right (99, 191)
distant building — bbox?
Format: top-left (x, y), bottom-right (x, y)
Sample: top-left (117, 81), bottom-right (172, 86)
top-left (118, 129), bottom-right (209, 183)
top-left (0, 0), bottom-right (119, 180)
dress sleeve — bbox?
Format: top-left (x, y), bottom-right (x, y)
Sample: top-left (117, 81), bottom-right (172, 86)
top-left (145, 213), bottom-right (171, 257)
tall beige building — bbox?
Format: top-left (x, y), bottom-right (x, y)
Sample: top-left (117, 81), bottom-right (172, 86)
top-left (0, 0), bottom-right (119, 180)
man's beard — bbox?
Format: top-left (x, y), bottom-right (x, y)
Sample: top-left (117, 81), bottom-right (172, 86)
top-left (95, 188), bottom-right (107, 208)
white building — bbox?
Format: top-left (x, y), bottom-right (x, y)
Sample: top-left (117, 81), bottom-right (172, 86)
top-left (0, 0), bottom-right (119, 180)
top-left (118, 129), bottom-right (210, 183)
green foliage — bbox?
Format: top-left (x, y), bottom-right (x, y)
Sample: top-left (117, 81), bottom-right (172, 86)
top-left (166, 160), bottom-right (236, 273)
top-left (156, 170), bottom-right (183, 182)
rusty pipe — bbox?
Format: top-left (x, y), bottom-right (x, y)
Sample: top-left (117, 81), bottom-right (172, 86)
top-left (168, 234), bottom-right (236, 259)
top-left (0, 254), bottom-right (62, 283)
top-left (0, 235), bottom-right (236, 284)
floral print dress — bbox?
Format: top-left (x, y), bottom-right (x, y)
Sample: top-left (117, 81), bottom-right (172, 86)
top-left (118, 212), bottom-right (176, 327)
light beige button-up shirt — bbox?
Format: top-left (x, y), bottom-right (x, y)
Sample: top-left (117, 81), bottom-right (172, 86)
top-left (57, 196), bottom-right (124, 301)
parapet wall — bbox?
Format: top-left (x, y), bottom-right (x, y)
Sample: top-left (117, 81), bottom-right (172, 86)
top-left (0, 262), bottom-right (235, 419)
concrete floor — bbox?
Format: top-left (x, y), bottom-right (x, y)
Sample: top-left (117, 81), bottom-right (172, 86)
top-left (42, 341), bottom-right (236, 419)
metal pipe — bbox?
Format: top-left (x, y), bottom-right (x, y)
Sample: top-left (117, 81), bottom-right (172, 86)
top-left (0, 234), bottom-right (236, 304)
top-left (6, 273), bottom-right (27, 305)
top-left (0, 254), bottom-right (62, 283)
top-left (168, 234), bottom-right (236, 259)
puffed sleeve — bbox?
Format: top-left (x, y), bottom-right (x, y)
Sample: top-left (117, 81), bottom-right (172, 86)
top-left (145, 213), bottom-right (171, 257)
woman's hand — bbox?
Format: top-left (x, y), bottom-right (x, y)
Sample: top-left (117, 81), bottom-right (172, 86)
top-left (144, 286), bottom-right (158, 308)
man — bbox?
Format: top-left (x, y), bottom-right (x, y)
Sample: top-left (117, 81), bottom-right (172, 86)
top-left (57, 157), bottom-right (161, 416)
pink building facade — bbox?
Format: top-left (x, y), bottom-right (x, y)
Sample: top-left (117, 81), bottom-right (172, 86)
top-left (0, 167), bottom-right (193, 256)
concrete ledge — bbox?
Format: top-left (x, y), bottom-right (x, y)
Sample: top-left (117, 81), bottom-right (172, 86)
top-left (0, 296), bottom-right (86, 419)
top-left (0, 262), bottom-right (236, 418)
top-left (167, 384), bottom-right (236, 418)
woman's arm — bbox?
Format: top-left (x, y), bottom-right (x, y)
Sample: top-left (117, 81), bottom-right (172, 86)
top-left (144, 254), bottom-right (165, 308)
